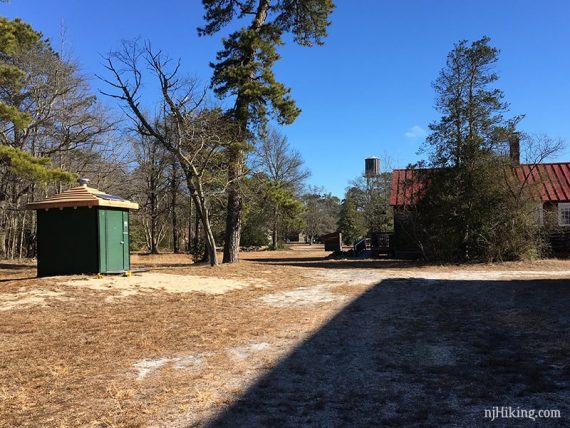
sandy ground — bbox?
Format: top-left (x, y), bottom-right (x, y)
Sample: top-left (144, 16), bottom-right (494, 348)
top-left (0, 246), bottom-right (569, 427)
top-left (0, 273), bottom-right (269, 310)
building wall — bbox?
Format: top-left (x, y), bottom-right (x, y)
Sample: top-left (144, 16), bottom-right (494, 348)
top-left (37, 207), bottom-right (99, 276)
top-left (391, 208), bottom-right (423, 259)
top-left (392, 203), bottom-right (570, 259)
top-left (544, 202), bottom-right (570, 255)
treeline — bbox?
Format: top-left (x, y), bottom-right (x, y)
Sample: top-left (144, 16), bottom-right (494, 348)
top-left (0, 22), bottom-right (341, 260)
top-left (0, 17), bottom-right (121, 259)
top-left (4, 12), bottom-right (562, 265)
top-left (337, 171), bottom-right (393, 245)
top-left (1, 2), bottom-right (338, 264)
top-left (128, 124), bottom-right (342, 257)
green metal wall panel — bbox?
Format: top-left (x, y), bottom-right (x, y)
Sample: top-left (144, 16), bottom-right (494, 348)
top-left (106, 209), bottom-right (124, 272)
top-left (37, 207), bottom-right (99, 276)
top-left (123, 211), bottom-right (130, 271)
top-left (97, 208), bottom-right (130, 273)
top-left (36, 206), bottom-right (132, 276)
top-left (98, 209), bottom-right (107, 273)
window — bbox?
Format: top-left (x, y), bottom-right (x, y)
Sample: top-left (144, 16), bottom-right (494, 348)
top-left (558, 203), bottom-right (570, 226)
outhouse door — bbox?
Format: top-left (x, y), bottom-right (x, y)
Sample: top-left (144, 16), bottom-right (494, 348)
top-left (99, 209), bottom-right (130, 272)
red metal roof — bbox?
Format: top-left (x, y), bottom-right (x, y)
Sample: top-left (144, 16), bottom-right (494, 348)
top-left (389, 168), bottom-right (431, 206)
top-left (390, 162), bottom-right (570, 206)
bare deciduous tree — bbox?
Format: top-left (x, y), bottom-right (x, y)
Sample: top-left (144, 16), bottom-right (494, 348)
top-left (131, 134), bottom-right (170, 254)
top-left (100, 41), bottom-right (237, 265)
top-left (252, 128), bottom-right (309, 247)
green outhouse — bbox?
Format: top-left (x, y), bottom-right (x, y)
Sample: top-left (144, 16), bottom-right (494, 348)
top-left (27, 179), bottom-right (139, 277)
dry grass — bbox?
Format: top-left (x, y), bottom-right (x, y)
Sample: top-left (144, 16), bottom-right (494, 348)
top-left (0, 246), bottom-right (345, 427)
top-left (0, 245), bottom-right (569, 427)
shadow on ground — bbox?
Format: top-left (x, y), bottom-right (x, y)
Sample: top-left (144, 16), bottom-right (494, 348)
top-left (249, 256), bottom-right (429, 270)
top-left (0, 263), bottom-right (35, 270)
top-left (0, 276), bottom-right (37, 283)
top-left (205, 278), bottom-right (570, 427)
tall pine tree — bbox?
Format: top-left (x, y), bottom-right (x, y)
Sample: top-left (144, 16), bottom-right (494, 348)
top-left (0, 17), bottom-right (74, 183)
top-left (412, 37), bottom-right (540, 261)
top-left (199, 0), bottom-right (335, 262)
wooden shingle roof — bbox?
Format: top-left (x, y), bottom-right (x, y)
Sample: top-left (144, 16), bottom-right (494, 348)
top-left (390, 162), bottom-right (570, 206)
top-left (27, 185), bottom-right (139, 210)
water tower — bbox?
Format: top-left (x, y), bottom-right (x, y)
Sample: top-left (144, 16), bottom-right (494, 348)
top-left (365, 157), bottom-right (380, 177)
top-left (364, 157), bottom-right (381, 192)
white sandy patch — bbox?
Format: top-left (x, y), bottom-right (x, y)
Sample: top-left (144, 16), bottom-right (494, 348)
top-left (133, 357), bottom-right (170, 380)
top-left (1, 272), bottom-right (269, 310)
top-left (259, 285), bottom-right (343, 307)
top-left (313, 269), bottom-right (570, 286)
top-left (133, 354), bottom-right (206, 380)
top-left (0, 288), bottom-right (68, 311)
top-left (172, 355), bottom-right (205, 369)
top-left (229, 342), bottom-right (272, 361)
top-left (62, 272), bottom-right (269, 299)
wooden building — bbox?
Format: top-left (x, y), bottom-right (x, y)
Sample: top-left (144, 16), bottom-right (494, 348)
top-left (389, 162), bottom-right (570, 258)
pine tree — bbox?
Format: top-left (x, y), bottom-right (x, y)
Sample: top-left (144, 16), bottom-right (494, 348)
top-left (413, 37), bottom-right (540, 261)
top-left (337, 196), bottom-right (366, 246)
top-left (0, 17), bottom-right (40, 128)
top-left (0, 17), bottom-right (76, 258)
top-left (199, 0), bottom-right (335, 263)
top-left (426, 36), bottom-right (512, 168)
top-left (0, 17), bottom-right (75, 185)
top-left (0, 146), bottom-right (73, 183)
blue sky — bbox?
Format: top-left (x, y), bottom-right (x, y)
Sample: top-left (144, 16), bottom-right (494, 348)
top-left (3, 0), bottom-right (570, 197)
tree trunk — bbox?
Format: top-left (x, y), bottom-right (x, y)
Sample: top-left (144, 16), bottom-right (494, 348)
top-left (149, 174), bottom-right (159, 254)
top-left (271, 204), bottom-right (278, 249)
top-left (202, 227), bottom-right (212, 263)
top-left (10, 213), bottom-right (17, 258)
top-left (223, 184), bottom-right (241, 262)
top-left (185, 175), bottom-right (217, 266)
top-left (0, 230), bottom-right (5, 259)
top-left (0, 201), bottom-right (6, 258)
top-left (150, 215), bottom-right (159, 254)
top-left (19, 211), bottom-right (26, 259)
top-left (196, 199), bottom-right (217, 266)
top-left (223, 146), bottom-right (242, 263)
top-left (171, 161), bottom-right (180, 253)
top-left (222, 0), bottom-right (270, 264)
top-left (187, 195), bottom-right (193, 253)
top-left (194, 200), bottom-right (200, 253)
